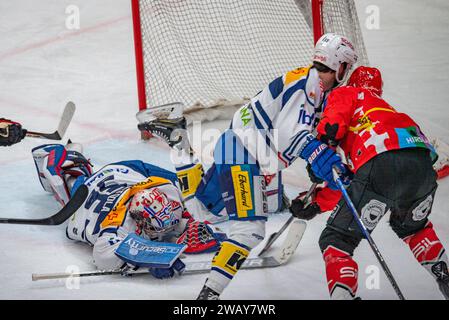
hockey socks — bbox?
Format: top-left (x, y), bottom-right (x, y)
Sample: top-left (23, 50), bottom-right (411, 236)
top-left (403, 221), bottom-right (449, 298)
top-left (323, 246), bottom-right (359, 300)
top-left (403, 221), bottom-right (448, 274)
top-left (200, 240), bottom-right (250, 298)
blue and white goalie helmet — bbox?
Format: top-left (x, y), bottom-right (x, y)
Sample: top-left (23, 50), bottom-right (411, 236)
top-left (128, 188), bottom-right (180, 238)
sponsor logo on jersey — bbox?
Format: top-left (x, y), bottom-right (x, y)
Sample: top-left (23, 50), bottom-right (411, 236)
top-left (240, 105), bottom-right (252, 126)
top-left (85, 167), bottom-right (130, 187)
top-left (298, 108), bottom-right (316, 126)
top-left (232, 168), bottom-right (253, 212)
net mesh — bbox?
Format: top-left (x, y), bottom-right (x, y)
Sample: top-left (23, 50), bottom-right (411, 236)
top-left (136, 0), bottom-right (368, 120)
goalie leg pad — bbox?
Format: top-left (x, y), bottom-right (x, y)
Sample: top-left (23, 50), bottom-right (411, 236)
top-left (176, 162), bottom-right (204, 200)
top-left (195, 163), bottom-right (226, 216)
top-left (205, 239), bottom-right (250, 294)
top-left (213, 130), bottom-right (268, 221)
top-left (32, 144), bottom-right (93, 206)
top-left (32, 144), bottom-right (71, 205)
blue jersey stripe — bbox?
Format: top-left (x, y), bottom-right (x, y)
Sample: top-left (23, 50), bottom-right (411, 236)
top-left (268, 76), bottom-right (284, 100)
top-left (281, 79), bottom-right (307, 109)
top-left (254, 100), bottom-right (273, 131)
top-left (282, 130), bottom-right (309, 162)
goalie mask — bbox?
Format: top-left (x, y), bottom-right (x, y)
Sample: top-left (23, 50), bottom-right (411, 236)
top-left (128, 188), bottom-right (179, 238)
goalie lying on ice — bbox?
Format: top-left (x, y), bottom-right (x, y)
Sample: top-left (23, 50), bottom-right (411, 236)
top-left (31, 143), bottom-right (226, 279)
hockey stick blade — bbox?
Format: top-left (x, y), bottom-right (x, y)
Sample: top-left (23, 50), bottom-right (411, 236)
top-left (0, 185), bottom-right (87, 225)
top-left (26, 102), bottom-right (76, 140)
top-left (258, 183), bottom-right (317, 256)
top-left (32, 219), bottom-right (305, 281)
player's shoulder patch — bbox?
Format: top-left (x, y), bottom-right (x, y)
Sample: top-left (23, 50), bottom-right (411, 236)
top-left (285, 66), bottom-right (310, 87)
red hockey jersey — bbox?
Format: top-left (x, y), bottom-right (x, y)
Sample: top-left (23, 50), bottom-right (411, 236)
top-left (317, 86), bottom-right (437, 173)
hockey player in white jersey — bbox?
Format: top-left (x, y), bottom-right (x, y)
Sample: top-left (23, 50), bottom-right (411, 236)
top-left (139, 33), bottom-right (358, 299)
top-left (31, 142), bottom-right (225, 278)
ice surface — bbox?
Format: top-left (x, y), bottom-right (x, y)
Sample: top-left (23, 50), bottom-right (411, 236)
top-left (0, 0), bottom-right (448, 299)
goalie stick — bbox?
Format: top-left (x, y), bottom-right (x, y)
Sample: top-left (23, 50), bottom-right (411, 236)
top-left (25, 102), bottom-right (76, 140)
top-left (0, 185), bottom-right (88, 225)
top-left (31, 219), bottom-right (306, 281)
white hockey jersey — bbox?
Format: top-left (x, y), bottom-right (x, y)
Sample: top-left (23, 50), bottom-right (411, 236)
top-left (229, 66), bottom-right (324, 174)
top-left (66, 160), bottom-right (188, 270)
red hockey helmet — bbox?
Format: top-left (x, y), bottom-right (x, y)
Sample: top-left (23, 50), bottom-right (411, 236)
top-left (347, 66), bottom-right (383, 97)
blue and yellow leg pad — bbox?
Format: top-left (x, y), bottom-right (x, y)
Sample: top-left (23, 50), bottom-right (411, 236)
top-left (216, 163), bottom-right (268, 221)
top-left (211, 240), bottom-right (250, 279)
top-left (213, 130), bottom-right (268, 221)
top-left (176, 162), bottom-right (204, 200)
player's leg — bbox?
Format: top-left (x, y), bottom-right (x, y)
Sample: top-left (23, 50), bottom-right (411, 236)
top-left (387, 148), bottom-right (449, 299)
top-left (32, 142), bottom-right (93, 206)
top-left (319, 158), bottom-right (394, 299)
top-left (197, 130), bottom-right (268, 300)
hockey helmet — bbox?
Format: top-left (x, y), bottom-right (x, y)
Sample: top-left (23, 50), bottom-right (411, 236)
top-left (128, 188), bottom-right (179, 238)
top-left (347, 66), bottom-right (383, 97)
top-left (313, 33), bottom-right (358, 83)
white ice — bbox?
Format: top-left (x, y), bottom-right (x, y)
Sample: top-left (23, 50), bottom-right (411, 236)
top-left (0, 0), bottom-right (448, 299)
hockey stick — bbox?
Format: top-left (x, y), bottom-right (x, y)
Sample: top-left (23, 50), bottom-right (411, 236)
top-left (31, 219), bottom-right (305, 281)
top-left (332, 167), bottom-right (406, 300)
top-left (0, 185), bottom-right (88, 225)
top-left (257, 183), bottom-right (317, 257)
top-left (25, 102), bottom-right (76, 140)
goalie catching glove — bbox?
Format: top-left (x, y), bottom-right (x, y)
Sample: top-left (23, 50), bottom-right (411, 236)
top-left (176, 220), bottom-right (227, 254)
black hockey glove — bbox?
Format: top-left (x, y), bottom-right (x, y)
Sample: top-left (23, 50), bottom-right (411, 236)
top-left (290, 193), bottom-right (322, 221)
top-left (0, 119), bottom-right (26, 146)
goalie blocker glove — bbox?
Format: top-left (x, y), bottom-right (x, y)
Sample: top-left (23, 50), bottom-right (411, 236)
top-left (0, 118), bottom-right (26, 146)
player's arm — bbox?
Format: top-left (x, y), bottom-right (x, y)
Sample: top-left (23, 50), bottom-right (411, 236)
top-left (92, 227), bottom-right (131, 270)
top-left (290, 186), bottom-right (341, 220)
top-left (0, 118), bottom-right (26, 146)
top-left (316, 87), bottom-right (357, 145)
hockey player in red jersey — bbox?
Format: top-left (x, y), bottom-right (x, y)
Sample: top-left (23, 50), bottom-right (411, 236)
top-left (303, 66), bottom-right (449, 299)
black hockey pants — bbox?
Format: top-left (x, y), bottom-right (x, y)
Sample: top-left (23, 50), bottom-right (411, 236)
top-left (319, 148), bottom-right (438, 255)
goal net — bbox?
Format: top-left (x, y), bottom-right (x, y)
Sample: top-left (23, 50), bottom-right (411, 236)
top-left (132, 0), bottom-right (369, 123)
